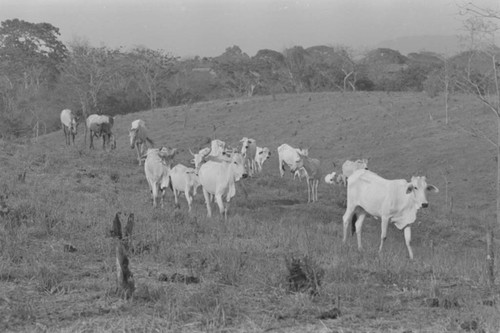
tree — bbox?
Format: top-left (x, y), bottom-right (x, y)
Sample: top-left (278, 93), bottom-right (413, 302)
top-left (283, 46), bottom-right (310, 92)
top-left (61, 38), bottom-right (121, 119)
top-left (458, 3), bottom-right (500, 285)
top-left (129, 47), bottom-right (177, 109)
top-left (0, 19), bottom-right (67, 91)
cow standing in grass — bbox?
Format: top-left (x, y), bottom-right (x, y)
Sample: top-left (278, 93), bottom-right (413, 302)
top-left (293, 153), bottom-right (322, 203)
top-left (87, 114), bottom-right (116, 150)
top-left (254, 146), bottom-right (271, 173)
top-left (198, 152), bottom-right (248, 219)
top-left (144, 147), bottom-right (178, 208)
top-left (240, 137), bottom-right (257, 176)
top-left (129, 119), bottom-right (154, 166)
top-left (342, 169), bottom-right (439, 259)
top-left (168, 164), bottom-right (201, 212)
top-left (60, 109), bottom-right (79, 146)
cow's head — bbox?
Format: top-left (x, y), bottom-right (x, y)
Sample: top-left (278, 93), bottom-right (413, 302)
top-left (355, 159), bottom-right (369, 170)
top-left (257, 147), bottom-right (271, 160)
top-left (406, 176), bottom-right (439, 208)
top-left (290, 152), bottom-right (306, 174)
top-left (230, 153), bottom-right (248, 180)
top-left (240, 137), bottom-right (250, 155)
top-left (190, 147), bottom-right (211, 171)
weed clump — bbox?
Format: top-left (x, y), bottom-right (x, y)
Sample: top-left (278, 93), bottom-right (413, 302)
top-left (285, 255), bottom-right (324, 295)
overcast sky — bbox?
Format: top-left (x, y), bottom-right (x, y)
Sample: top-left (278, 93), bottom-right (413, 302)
top-left (1, 0), bottom-right (499, 57)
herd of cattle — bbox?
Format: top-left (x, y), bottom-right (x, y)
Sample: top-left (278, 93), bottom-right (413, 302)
top-left (60, 109), bottom-right (439, 259)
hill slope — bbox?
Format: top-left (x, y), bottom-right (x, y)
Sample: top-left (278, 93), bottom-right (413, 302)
top-left (1, 91), bottom-right (499, 332)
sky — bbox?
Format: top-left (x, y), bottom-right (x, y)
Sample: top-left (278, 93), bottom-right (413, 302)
top-left (1, 0), bottom-right (499, 58)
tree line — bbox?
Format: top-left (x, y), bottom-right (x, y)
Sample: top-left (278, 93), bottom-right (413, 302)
top-left (0, 18), bottom-right (493, 138)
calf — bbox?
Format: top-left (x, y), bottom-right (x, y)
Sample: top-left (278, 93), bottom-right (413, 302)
top-left (342, 169), bottom-right (438, 259)
top-left (292, 154), bottom-right (322, 203)
top-left (168, 164), bottom-right (200, 212)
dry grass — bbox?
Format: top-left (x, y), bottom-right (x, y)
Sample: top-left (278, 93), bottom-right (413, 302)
top-left (1, 91), bottom-right (500, 332)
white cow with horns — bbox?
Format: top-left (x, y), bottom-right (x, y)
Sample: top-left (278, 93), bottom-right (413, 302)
top-left (342, 169), bottom-right (439, 259)
top-left (197, 152), bottom-right (248, 219)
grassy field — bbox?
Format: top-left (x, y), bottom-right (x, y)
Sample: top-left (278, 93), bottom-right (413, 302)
top-left (1, 91), bottom-right (499, 332)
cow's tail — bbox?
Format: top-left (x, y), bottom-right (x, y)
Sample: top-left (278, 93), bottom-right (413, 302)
top-left (351, 213), bottom-right (357, 235)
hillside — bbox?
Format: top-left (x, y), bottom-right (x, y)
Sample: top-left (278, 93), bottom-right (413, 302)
top-left (1, 91), bottom-right (499, 332)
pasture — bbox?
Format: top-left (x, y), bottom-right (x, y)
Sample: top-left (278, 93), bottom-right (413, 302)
top-left (0, 91), bottom-right (499, 332)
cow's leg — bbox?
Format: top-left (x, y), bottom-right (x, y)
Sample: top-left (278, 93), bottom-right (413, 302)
top-left (278, 156), bottom-right (284, 177)
top-left (342, 205), bottom-right (356, 243)
top-left (354, 213), bottom-right (367, 251)
top-left (71, 132), bottom-right (75, 145)
top-left (151, 184), bottom-right (158, 208)
top-left (403, 227), bottom-right (414, 260)
top-left (307, 178), bottom-right (312, 203)
top-left (185, 186), bottom-right (193, 212)
top-left (173, 189), bottom-right (180, 209)
top-left (202, 188), bottom-right (212, 218)
top-left (313, 179), bottom-right (318, 202)
top-left (63, 127), bottom-right (69, 145)
top-left (379, 216), bottom-right (390, 254)
top-left (89, 132), bottom-right (94, 149)
top-left (215, 195), bottom-right (226, 219)
top-left (135, 143), bottom-right (142, 165)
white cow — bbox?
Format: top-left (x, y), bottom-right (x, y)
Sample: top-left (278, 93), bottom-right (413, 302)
top-left (340, 159), bottom-right (368, 186)
top-left (168, 164), bottom-right (200, 212)
top-left (240, 137), bottom-right (257, 176)
top-left (198, 152), bottom-right (248, 219)
top-left (254, 146), bottom-right (271, 173)
top-left (60, 109), bottom-right (79, 146)
top-left (292, 154), bottom-right (322, 203)
top-left (277, 143), bottom-right (309, 177)
top-left (86, 114), bottom-right (116, 150)
top-left (129, 119), bottom-right (154, 166)
top-left (144, 147), bottom-right (177, 208)
top-left (342, 169), bottom-right (439, 259)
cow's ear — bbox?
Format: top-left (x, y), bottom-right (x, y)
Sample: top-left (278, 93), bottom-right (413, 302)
top-left (426, 184), bottom-right (439, 193)
top-left (406, 184), bottom-right (414, 194)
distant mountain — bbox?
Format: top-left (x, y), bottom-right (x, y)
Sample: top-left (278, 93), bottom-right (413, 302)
top-left (375, 35), bottom-right (461, 56)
